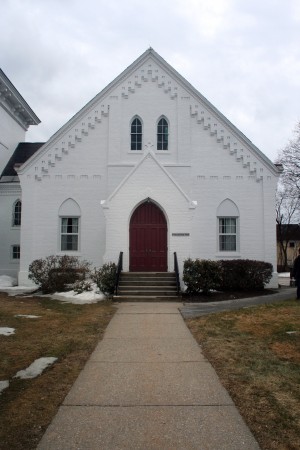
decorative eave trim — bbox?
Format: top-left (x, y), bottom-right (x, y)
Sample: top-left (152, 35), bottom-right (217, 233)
top-left (0, 69), bottom-right (40, 130)
top-left (17, 48), bottom-right (279, 176)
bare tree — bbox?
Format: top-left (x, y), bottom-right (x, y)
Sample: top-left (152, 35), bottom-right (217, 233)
top-left (276, 121), bottom-right (300, 270)
top-left (278, 121), bottom-right (300, 195)
top-left (276, 184), bottom-right (300, 270)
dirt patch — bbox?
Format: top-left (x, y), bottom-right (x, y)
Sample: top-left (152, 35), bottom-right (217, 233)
top-left (0, 293), bottom-right (116, 450)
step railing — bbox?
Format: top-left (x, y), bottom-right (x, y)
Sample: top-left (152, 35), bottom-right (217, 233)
top-left (174, 252), bottom-right (180, 294)
top-left (115, 251), bottom-right (123, 295)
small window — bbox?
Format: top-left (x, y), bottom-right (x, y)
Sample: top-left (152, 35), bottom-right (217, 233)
top-left (157, 117), bottom-right (168, 150)
top-left (12, 245), bottom-right (20, 260)
top-left (61, 218), bottom-right (79, 251)
top-left (13, 200), bottom-right (22, 226)
top-left (289, 242), bottom-right (295, 248)
top-left (219, 218), bottom-right (237, 251)
top-left (131, 117), bottom-right (142, 150)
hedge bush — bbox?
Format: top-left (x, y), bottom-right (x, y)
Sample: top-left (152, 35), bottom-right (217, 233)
top-left (183, 258), bottom-right (273, 294)
top-left (183, 258), bottom-right (221, 295)
top-left (91, 262), bottom-right (117, 296)
top-left (28, 255), bottom-right (91, 293)
top-left (219, 259), bottom-right (273, 291)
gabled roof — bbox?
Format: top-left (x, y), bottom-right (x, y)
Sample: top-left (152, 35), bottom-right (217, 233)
top-left (0, 69), bottom-right (41, 130)
top-left (18, 48), bottom-right (280, 175)
top-left (0, 142), bottom-right (44, 182)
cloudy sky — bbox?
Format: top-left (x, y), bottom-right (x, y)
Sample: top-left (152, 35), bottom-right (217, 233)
top-left (2, 0), bottom-right (300, 162)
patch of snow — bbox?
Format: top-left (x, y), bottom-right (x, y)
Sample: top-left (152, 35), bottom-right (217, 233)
top-left (0, 380), bottom-right (9, 394)
top-left (278, 273), bottom-right (292, 278)
top-left (14, 314), bottom-right (41, 319)
top-left (286, 331), bottom-right (298, 335)
top-left (52, 283), bottom-right (105, 304)
top-left (0, 275), bottom-right (17, 287)
top-left (14, 357), bottom-right (58, 379)
top-left (0, 327), bottom-right (15, 336)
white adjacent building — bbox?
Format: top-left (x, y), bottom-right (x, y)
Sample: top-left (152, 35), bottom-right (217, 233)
top-left (0, 69), bottom-right (40, 279)
top-left (0, 49), bottom-right (281, 287)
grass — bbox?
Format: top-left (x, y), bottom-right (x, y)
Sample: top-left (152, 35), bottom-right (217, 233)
top-left (186, 300), bottom-right (300, 450)
top-left (0, 293), bottom-right (116, 450)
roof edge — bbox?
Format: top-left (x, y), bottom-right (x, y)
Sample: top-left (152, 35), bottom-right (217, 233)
top-left (0, 68), bottom-right (41, 127)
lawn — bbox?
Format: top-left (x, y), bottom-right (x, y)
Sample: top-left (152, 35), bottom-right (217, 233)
top-left (0, 293), bottom-right (116, 450)
top-left (1, 293), bottom-right (300, 450)
top-left (186, 300), bottom-right (300, 450)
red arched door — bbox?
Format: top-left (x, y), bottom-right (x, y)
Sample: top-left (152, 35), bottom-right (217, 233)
top-left (130, 201), bottom-right (167, 272)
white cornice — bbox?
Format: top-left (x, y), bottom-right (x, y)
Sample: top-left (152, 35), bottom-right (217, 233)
top-left (0, 69), bottom-right (40, 130)
top-left (0, 183), bottom-right (21, 195)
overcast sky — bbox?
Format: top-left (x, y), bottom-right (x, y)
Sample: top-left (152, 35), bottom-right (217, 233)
top-left (2, 0), bottom-right (300, 162)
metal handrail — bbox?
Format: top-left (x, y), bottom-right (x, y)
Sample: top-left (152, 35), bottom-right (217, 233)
top-left (174, 252), bottom-right (180, 294)
top-left (115, 251), bottom-right (123, 295)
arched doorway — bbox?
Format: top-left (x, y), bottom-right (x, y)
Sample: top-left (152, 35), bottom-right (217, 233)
top-left (129, 200), bottom-right (167, 272)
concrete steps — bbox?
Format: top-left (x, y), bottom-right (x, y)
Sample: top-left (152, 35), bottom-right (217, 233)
top-left (114, 272), bottom-right (180, 302)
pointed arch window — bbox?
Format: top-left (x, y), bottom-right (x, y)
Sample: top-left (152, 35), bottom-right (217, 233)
top-left (217, 199), bottom-right (240, 252)
top-left (59, 199), bottom-right (81, 252)
top-left (13, 200), bottom-right (22, 226)
top-left (131, 117), bottom-right (142, 150)
top-left (157, 117), bottom-right (168, 150)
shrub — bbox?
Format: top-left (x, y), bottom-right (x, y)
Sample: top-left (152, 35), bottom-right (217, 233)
top-left (183, 258), bottom-right (221, 295)
top-left (183, 258), bottom-right (273, 295)
top-left (91, 262), bottom-right (117, 296)
top-left (28, 255), bottom-right (91, 293)
top-left (73, 279), bottom-right (93, 294)
top-left (219, 259), bottom-right (273, 291)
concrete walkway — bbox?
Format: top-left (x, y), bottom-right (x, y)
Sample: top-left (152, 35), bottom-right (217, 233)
top-left (181, 287), bottom-right (295, 319)
top-left (37, 302), bottom-right (260, 450)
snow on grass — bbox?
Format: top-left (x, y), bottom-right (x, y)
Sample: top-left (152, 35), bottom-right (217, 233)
top-left (0, 276), bottom-right (106, 304)
top-left (0, 327), bottom-right (15, 336)
top-left (14, 315), bottom-right (41, 319)
top-left (0, 275), bottom-right (37, 295)
top-left (52, 283), bottom-right (106, 304)
top-left (14, 357), bottom-right (58, 379)
top-left (0, 275), bottom-right (17, 287)
top-left (0, 380), bottom-right (9, 394)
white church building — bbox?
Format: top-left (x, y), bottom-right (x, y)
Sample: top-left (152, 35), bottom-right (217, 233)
top-left (0, 49), bottom-right (281, 288)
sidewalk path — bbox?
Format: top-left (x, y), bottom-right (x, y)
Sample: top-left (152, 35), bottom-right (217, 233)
top-left (37, 302), bottom-right (260, 450)
top-left (181, 287), bottom-right (295, 319)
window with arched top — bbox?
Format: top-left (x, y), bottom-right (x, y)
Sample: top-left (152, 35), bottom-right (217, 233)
top-left (217, 199), bottom-right (239, 252)
top-left (157, 117), bottom-right (168, 150)
top-left (59, 199), bottom-right (81, 251)
top-left (13, 200), bottom-right (22, 226)
top-left (131, 117), bottom-right (142, 150)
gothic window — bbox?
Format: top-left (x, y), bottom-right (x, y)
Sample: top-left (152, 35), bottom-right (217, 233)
top-left (217, 199), bottom-right (240, 252)
top-left (59, 198), bottom-right (81, 252)
top-left (219, 218), bottom-right (237, 251)
top-left (13, 200), bottom-right (22, 226)
top-left (157, 117), bottom-right (168, 150)
top-left (131, 117), bottom-right (142, 150)
top-left (61, 218), bottom-right (79, 251)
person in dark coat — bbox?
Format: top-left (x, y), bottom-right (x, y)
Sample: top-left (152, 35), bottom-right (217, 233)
top-left (292, 248), bottom-right (300, 300)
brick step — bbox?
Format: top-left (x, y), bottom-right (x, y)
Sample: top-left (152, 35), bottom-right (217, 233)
top-left (119, 281), bottom-right (177, 287)
top-left (117, 289), bottom-right (177, 296)
top-left (115, 271), bottom-right (180, 302)
top-left (120, 272), bottom-right (176, 279)
top-left (114, 295), bottom-right (181, 302)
